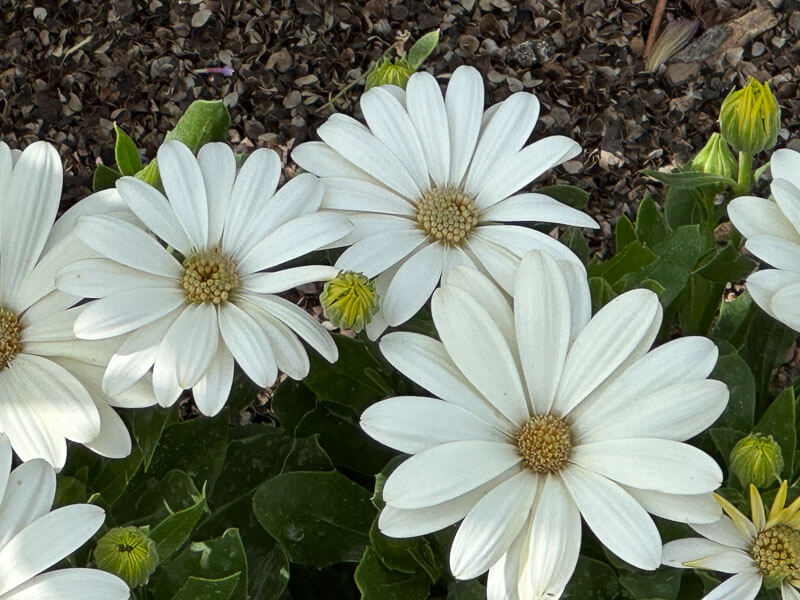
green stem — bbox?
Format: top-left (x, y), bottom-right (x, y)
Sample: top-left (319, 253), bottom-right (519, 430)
top-left (735, 151), bottom-right (754, 197)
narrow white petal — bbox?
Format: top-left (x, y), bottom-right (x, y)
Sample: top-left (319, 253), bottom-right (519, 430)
top-left (475, 224), bottom-right (584, 263)
top-left (365, 267), bottom-right (394, 341)
top-left (1, 569), bottom-right (129, 600)
top-left (0, 142), bottom-right (12, 194)
top-left (691, 516), bottom-right (752, 550)
top-left (0, 435), bottom-right (11, 503)
top-left (486, 523), bottom-right (526, 600)
top-left (361, 396), bottom-right (510, 454)
top-left (74, 287), bottom-right (186, 340)
top-left (82, 399), bottom-right (132, 459)
top-left (57, 258), bottom-right (173, 298)
top-left (729, 195), bottom-right (800, 242)
top-left (318, 112), bottom-right (421, 200)
top-left (555, 289), bottom-right (661, 415)
top-left (784, 583), bottom-right (800, 600)
top-left (291, 141), bottom-right (376, 181)
top-left (116, 176), bottom-right (192, 254)
top-left (432, 287), bottom-right (529, 425)
top-left (151, 340), bottom-right (182, 409)
top-left (198, 142), bottom-right (236, 245)
top-left (192, 344), bottom-right (234, 417)
top-left (74, 215), bottom-right (183, 278)
top-left (662, 538), bottom-right (753, 572)
top-left (159, 303), bottom-right (219, 388)
top-left (0, 505), bottom-right (104, 596)
top-left (450, 471), bottom-right (537, 579)
top-left (746, 269), bottom-right (800, 324)
top-left (771, 177), bottom-right (800, 235)
top-left (157, 141), bottom-right (209, 247)
top-left (745, 235), bottom-right (800, 272)
top-left (241, 302), bottom-right (309, 380)
top-left (697, 570), bottom-right (762, 600)
top-left (770, 282), bottom-right (800, 332)
top-left (379, 332), bottom-right (514, 432)
top-left (328, 213), bottom-right (417, 249)
top-left (218, 302), bottom-right (277, 387)
top-left (44, 188), bottom-right (126, 254)
top-left (335, 229), bottom-right (427, 278)
top-left (514, 251), bottom-right (571, 414)
top-left (481, 192), bottom-right (598, 228)
top-left (224, 148), bottom-right (281, 248)
top-left (771, 149), bottom-right (800, 191)
top-left (407, 71), bottom-right (450, 186)
top-left (441, 245), bottom-right (478, 280)
top-left (360, 86), bottom-right (429, 190)
top-left (625, 487), bottom-right (721, 525)
top-left (383, 242), bottom-right (444, 327)
top-left (383, 441), bottom-right (521, 509)
top-left (445, 266), bottom-right (514, 348)
top-left (320, 177), bottom-right (415, 216)
top-left (242, 266), bottom-right (340, 295)
top-left (476, 137), bottom-right (581, 210)
top-left (467, 234), bottom-right (521, 294)
top-left (560, 464), bottom-right (661, 570)
top-left (0, 460), bottom-right (54, 549)
top-left (446, 65), bottom-right (484, 186)
top-left (570, 438), bottom-right (722, 494)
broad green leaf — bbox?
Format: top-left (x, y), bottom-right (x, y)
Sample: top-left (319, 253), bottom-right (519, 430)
top-left (112, 469), bottom-right (200, 526)
top-left (711, 349), bottom-right (756, 431)
top-left (664, 185), bottom-right (711, 230)
top-left (168, 574), bottom-right (240, 600)
top-left (709, 428), bottom-right (748, 472)
top-left (252, 470), bottom-right (376, 567)
top-left (560, 226), bottom-right (589, 265)
top-left (272, 380), bottom-right (318, 434)
top-left (540, 184), bottom-right (589, 210)
top-left (368, 521), bottom-right (440, 582)
top-left (641, 225), bottom-right (702, 306)
top-left (354, 548), bottom-right (430, 600)
top-left (642, 169), bottom-right (736, 189)
top-left (635, 196), bottom-right (668, 248)
top-left (713, 291), bottom-right (755, 346)
top-left (615, 214), bottom-right (637, 250)
top-left (448, 580), bottom-right (487, 599)
top-left (151, 484), bottom-right (209, 561)
top-left (754, 387), bottom-right (796, 478)
top-left (695, 243), bottom-right (757, 283)
top-left (131, 405), bottom-right (178, 472)
top-left (741, 309), bottom-right (796, 404)
top-left (588, 276), bottom-right (616, 314)
top-left (678, 275), bottom-right (724, 336)
top-left (113, 123), bottom-right (142, 175)
top-left (588, 242), bottom-right (657, 286)
top-left (92, 164), bottom-right (121, 192)
top-left (92, 447), bottom-right (143, 506)
top-left (619, 569), bottom-right (681, 600)
top-left (562, 556), bottom-right (620, 598)
top-left (406, 30), bottom-right (440, 70)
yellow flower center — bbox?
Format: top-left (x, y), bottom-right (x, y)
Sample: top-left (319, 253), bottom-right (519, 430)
top-left (0, 308), bottom-right (21, 370)
top-left (515, 414), bottom-right (572, 474)
top-left (751, 525), bottom-right (800, 586)
top-left (415, 186), bottom-right (479, 246)
top-left (181, 247), bottom-right (240, 305)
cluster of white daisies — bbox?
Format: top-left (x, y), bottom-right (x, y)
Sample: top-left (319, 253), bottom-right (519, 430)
top-left (2, 65), bottom-right (800, 599)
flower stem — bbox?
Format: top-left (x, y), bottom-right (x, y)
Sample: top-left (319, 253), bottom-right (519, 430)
top-left (735, 151), bottom-right (753, 196)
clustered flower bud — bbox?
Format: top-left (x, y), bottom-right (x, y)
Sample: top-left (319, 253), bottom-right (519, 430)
top-left (320, 271), bottom-right (379, 334)
top-left (691, 133), bottom-right (738, 181)
top-left (719, 77), bottom-right (781, 155)
top-left (94, 526), bottom-right (159, 588)
top-left (729, 433), bottom-right (784, 489)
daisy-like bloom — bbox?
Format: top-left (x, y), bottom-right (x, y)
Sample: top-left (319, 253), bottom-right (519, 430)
top-left (663, 482), bottom-right (800, 600)
top-left (729, 148), bottom-right (800, 332)
top-left (293, 65), bottom-right (598, 339)
top-left (0, 434), bottom-right (128, 599)
top-left (0, 141), bottom-right (156, 468)
top-left (58, 141), bottom-right (352, 415)
top-left (360, 251), bottom-right (728, 599)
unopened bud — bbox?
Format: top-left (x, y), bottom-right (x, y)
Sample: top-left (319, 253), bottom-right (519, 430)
top-left (94, 526), bottom-right (159, 588)
top-left (320, 271), bottom-right (379, 333)
top-left (719, 78), bottom-right (780, 155)
top-left (691, 133), bottom-right (738, 181)
top-left (729, 433), bottom-right (783, 489)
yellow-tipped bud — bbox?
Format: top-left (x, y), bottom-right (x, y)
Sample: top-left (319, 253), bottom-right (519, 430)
top-left (719, 77), bottom-right (780, 154)
top-left (691, 133), bottom-right (738, 181)
top-left (729, 433), bottom-right (783, 489)
top-left (94, 526), bottom-right (159, 588)
top-left (320, 271), bottom-right (379, 333)
top-left (365, 58), bottom-right (415, 91)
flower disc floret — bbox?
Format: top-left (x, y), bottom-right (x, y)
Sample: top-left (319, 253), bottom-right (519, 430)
top-left (0, 307), bottom-right (21, 369)
top-left (415, 186), bottom-right (479, 245)
top-left (751, 525), bottom-right (800, 586)
top-left (515, 414), bottom-right (572, 474)
top-left (181, 247), bottom-right (240, 305)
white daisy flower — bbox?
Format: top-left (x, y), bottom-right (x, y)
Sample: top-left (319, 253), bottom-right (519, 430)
top-left (0, 434), bottom-right (129, 599)
top-left (729, 148), bottom-right (800, 332)
top-left (0, 141), bottom-right (156, 468)
top-left (663, 481), bottom-right (800, 600)
top-left (360, 251), bottom-right (728, 599)
top-left (292, 65), bottom-right (599, 339)
top-left (58, 141), bottom-right (352, 415)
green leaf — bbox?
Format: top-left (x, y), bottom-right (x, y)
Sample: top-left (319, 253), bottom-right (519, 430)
top-left (635, 196), bottom-right (668, 248)
top-left (695, 243), bottom-right (757, 283)
top-left (272, 380), bottom-right (318, 434)
top-left (619, 568), bottom-right (681, 600)
top-left (540, 184), bottom-right (589, 210)
top-left (448, 580), bottom-right (487, 599)
top-left (641, 225), bottom-right (702, 306)
top-left (711, 349), bottom-right (756, 431)
top-left (713, 291), bottom-right (755, 346)
top-left (151, 485), bottom-right (209, 561)
top-left (131, 406), bottom-right (178, 472)
top-left (642, 169), bottom-right (736, 189)
top-left (664, 185), bottom-right (712, 230)
top-left (678, 275), bottom-right (724, 336)
top-left (112, 469), bottom-right (201, 527)
top-left (588, 277), bottom-right (616, 313)
top-left (252, 470), bottom-right (376, 567)
top-left (709, 428), bottom-right (747, 470)
top-left (754, 387), bottom-right (796, 478)
top-left (113, 123), bottom-right (142, 175)
top-left (169, 574), bottom-right (240, 600)
top-left (406, 30), bottom-right (440, 70)
top-left (560, 227), bottom-right (589, 265)
top-left (354, 548), bottom-right (430, 600)
top-left (92, 448), bottom-right (143, 506)
top-left (368, 521), bottom-right (440, 582)
top-left (92, 164), bottom-right (122, 192)
top-left (562, 556), bottom-right (620, 598)
top-left (588, 242), bottom-right (657, 286)
top-left (741, 308), bottom-right (796, 404)
top-left (615, 214), bottom-right (637, 250)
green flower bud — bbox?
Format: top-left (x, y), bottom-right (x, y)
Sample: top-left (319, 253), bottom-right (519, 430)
top-left (690, 133), bottom-right (738, 181)
top-left (719, 77), bottom-right (780, 154)
top-left (729, 433), bottom-right (783, 489)
top-left (94, 526), bottom-right (159, 588)
top-left (365, 57), bottom-right (415, 91)
top-left (320, 271), bottom-right (379, 333)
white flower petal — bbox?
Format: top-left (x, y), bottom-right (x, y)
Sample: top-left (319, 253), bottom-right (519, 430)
top-left (383, 441), bottom-right (522, 509)
top-left (0, 436), bottom-right (11, 502)
top-left (624, 488), bottom-right (722, 525)
top-left (379, 332), bottom-right (513, 431)
top-left (729, 195), bottom-right (800, 242)
top-left (361, 396), bottom-right (510, 454)
top-left (560, 464), bottom-right (661, 570)
top-left (383, 242), bottom-right (444, 327)
top-left (328, 213), bottom-right (417, 249)
top-left (514, 251), bottom-right (571, 414)
top-left (197, 142), bottom-right (236, 246)
top-left (476, 137), bottom-right (581, 210)
top-left (701, 570), bottom-right (762, 600)
top-left (771, 149), bottom-right (800, 191)
top-left (691, 516), bottom-right (751, 550)
top-left (555, 289), bottom-right (661, 415)
top-left (240, 302), bottom-right (309, 380)
top-left (191, 344), bottom-right (234, 417)
top-left (151, 343), bottom-right (182, 409)
top-left (446, 66), bottom-right (484, 187)
top-left (441, 245), bottom-right (478, 280)
top-left (481, 192), bottom-right (598, 228)
top-left (487, 524), bottom-right (526, 600)
top-left (662, 538), bottom-right (754, 573)
top-left (116, 176), bottom-right (193, 255)
top-left (746, 269), bottom-right (800, 322)
top-left (474, 224), bottom-right (583, 263)
top-left (335, 229), bottom-right (427, 278)
top-left (223, 148), bottom-right (281, 249)
top-left (82, 399), bottom-right (132, 459)
top-left (291, 141), bottom-right (376, 180)
top-left (74, 215), bottom-right (183, 278)
top-left (432, 286), bottom-right (529, 425)
top-left (157, 141), bottom-right (209, 247)
top-left (745, 235), bottom-right (800, 272)
top-left (0, 504), bottom-right (104, 596)
top-left (57, 258), bottom-right (173, 298)
top-left (0, 460), bottom-right (54, 549)
top-left (445, 265), bottom-right (515, 349)
top-left (450, 471), bottom-right (537, 579)
top-left (784, 582), bottom-right (800, 600)
top-left (218, 302), bottom-right (277, 388)
top-left (771, 177), bottom-right (800, 236)
top-left (159, 303), bottom-right (219, 389)
top-left (1, 569), bottom-right (129, 600)
top-left (0, 142), bottom-right (12, 192)
top-left (770, 281), bottom-right (800, 332)
top-left (320, 177), bottom-right (416, 216)
top-left (466, 234), bottom-right (521, 294)
top-left (365, 267), bottom-right (394, 341)
top-left (407, 71), bottom-right (450, 186)
top-left (44, 188), bottom-right (127, 255)
top-left (242, 266), bottom-right (339, 295)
